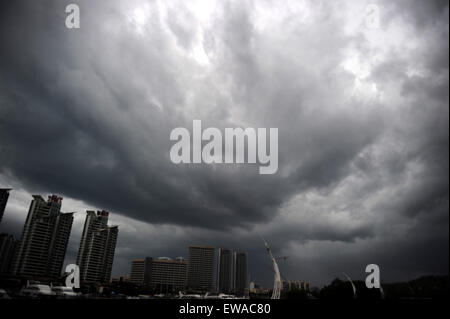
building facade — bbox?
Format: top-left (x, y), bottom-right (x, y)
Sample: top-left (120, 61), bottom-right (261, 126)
top-left (76, 210), bottom-right (119, 284)
top-left (234, 251), bottom-right (248, 297)
top-left (0, 188), bottom-right (11, 224)
top-left (216, 248), bottom-right (234, 294)
top-left (282, 280), bottom-right (310, 292)
top-left (130, 257), bottom-right (187, 293)
top-left (130, 258), bottom-right (150, 286)
top-left (0, 233), bottom-right (17, 274)
top-left (11, 195), bottom-right (73, 280)
top-left (147, 257), bottom-right (187, 293)
top-left (187, 246), bottom-right (215, 292)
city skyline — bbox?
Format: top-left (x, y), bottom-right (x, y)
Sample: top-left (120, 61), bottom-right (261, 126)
top-left (0, 0), bottom-right (448, 289)
top-left (1, 191), bottom-right (254, 290)
top-left (0, 175), bottom-right (448, 288)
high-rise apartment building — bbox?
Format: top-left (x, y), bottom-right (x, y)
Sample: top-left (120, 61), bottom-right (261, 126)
top-left (11, 195), bottom-right (73, 280)
top-left (234, 251), bottom-right (248, 297)
top-left (216, 248), bottom-right (249, 296)
top-left (0, 188), bottom-right (11, 224)
top-left (187, 246), bottom-right (215, 292)
top-left (0, 233), bottom-right (17, 274)
top-left (76, 210), bottom-right (119, 284)
top-left (130, 258), bottom-right (148, 286)
top-left (147, 257), bottom-right (187, 293)
top-left (130, 257), bottom-right (187, 293)
top-left (216, 248), bottom-right (234, 294)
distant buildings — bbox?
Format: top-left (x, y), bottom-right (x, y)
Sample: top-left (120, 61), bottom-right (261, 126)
top-left (0, 189), bottom-right (16, 275)
top-left (76, 210), bottom-right (119, 284)
top-left (0, 233), bottom-right (17, 274)
top-left (0, 188), bottom-right (11, 224)
top-left (130, 246), bottom-right (221, 294)
top-left (148, 257), bottom-right (187, 293)
top-left (130, 257), bottom-right (187, 293)
top-left (215, 248), bottom-right (249, 296)
top-left (1, 189), bottom-right (256, 295)
top-left (283, 280), bottom-right (310, 292)
top-left (111, 274), bottom-right (130, 283)
top-left (130, 258), bottom-right (148, 286)
top-left (217, 248), bottom-right (234, 294)
top-left (249, 281), bottom-right (270, 296)
top-left (11, 195), bottom-right (74, 280)
top-left (234, 251), bottom-right (248, 296)
top-left (187, 246), bottom-right (215, 292)
top-left (130, 247), bottom-right (249, 295)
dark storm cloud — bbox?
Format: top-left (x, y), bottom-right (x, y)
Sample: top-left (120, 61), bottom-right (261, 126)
top-left (0, 0), bottom-right (377, 230)
top-left (0, 0), bottom-right (448, 286)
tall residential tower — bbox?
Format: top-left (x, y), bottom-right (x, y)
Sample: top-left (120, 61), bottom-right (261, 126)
top-left (11, 195), bottom-right (73, 280)
top-left (0, 188), bottom-right (11, 224)
top-left (187, 246), bottom-right (215, 292)
top-left (234, 251), bottom-right (248, 297)
top-left (216, 248), bottom-right (234, 294)
top-left (76, 210), bottom-right (119, 284)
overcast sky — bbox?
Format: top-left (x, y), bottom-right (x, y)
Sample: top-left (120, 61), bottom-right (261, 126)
top-left (0, 0), bottom-right (448, 288)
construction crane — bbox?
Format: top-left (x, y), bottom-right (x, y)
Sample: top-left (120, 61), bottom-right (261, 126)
top-left (343, 273), bottom-right (357, 299)
top-left (263, 238), bottom-right (282, 299)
